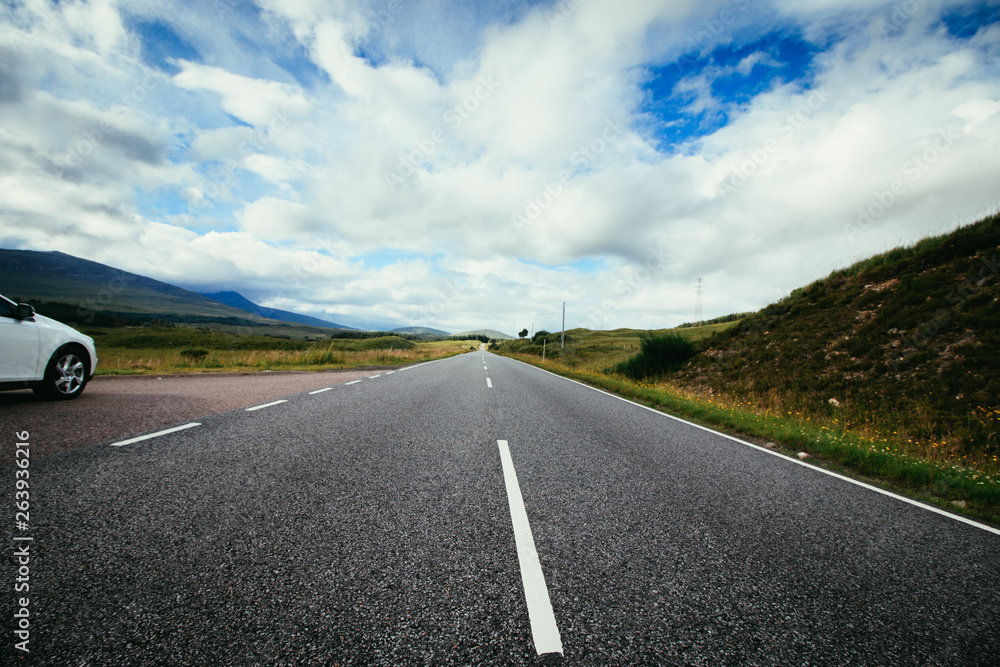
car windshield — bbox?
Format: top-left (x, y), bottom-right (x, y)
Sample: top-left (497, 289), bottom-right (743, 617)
top-left (0, 295), bottom-right (18, 319)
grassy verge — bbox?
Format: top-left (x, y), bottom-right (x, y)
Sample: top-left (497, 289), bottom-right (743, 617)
top-left (91, 327), bottom-right (477, 375)
top-left (497, 351), bottom-right (1000, 526)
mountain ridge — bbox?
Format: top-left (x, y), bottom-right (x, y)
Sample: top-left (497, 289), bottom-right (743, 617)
top-left (203, 290), bottom-right (353, 330)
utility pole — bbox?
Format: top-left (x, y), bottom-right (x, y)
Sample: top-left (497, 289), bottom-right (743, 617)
top-left (561, 302), bottom-right (566, 349)
top-left (695, 278), bottom-right (704, 327)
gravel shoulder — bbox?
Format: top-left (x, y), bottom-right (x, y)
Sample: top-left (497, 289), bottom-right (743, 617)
top-left (0, 369), bottom-right (378, 466)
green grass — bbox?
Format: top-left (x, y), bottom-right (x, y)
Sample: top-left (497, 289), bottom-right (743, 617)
top-left (93, 326), bottom-right (476, 375)
top-left (495, 322), bottom-right (738, 372)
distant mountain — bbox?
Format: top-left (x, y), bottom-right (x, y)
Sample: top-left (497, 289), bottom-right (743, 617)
top-left (453, 329), bottom-right (514, 340)
top-left (391, 326), bottom-right (451, 336)
top-left (0, 249), bottom-right (334, 335)
top-left (204, 291), bottom-right (353, 330)
top-left (0, 249), bottom-right (257, 320)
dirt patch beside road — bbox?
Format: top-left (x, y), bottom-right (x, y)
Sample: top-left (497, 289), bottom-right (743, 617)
top-left (0, 370), bottom-right (376, 466)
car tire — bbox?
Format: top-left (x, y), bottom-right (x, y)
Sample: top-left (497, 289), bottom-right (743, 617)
top-left (32, 346), bottom-right (90, 400)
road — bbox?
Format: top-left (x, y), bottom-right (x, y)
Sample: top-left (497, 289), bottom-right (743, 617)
top-left (0, 369), bottom-right (376, 466)
top-left (3, 350), bottom-right (999, 665)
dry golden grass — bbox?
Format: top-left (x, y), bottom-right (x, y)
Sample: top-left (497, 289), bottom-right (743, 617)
top-left (98, 339), bottom-right (476, 375)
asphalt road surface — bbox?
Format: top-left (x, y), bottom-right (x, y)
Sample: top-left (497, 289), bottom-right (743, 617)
top-left (3, 351), bottom-right (999, 665)
top-left (0, 369), bottom-right (376, 466)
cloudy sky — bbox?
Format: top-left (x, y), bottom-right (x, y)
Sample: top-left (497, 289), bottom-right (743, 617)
top-left (1, 0), bottom-right (999, 333)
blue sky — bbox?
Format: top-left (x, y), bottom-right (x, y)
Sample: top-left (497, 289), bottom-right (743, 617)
top-left (2, 0), bottom-right (999, 332)
top-left (643, 30), bottom-right (820, 151)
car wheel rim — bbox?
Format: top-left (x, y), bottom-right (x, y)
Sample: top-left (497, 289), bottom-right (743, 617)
top-left (54, 354), bottom-right (85, 395)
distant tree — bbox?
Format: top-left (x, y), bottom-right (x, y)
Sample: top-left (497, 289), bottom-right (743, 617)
top-left (519, 328), bottom-right (529, 338)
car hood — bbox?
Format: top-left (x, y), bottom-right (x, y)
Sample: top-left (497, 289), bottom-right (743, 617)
top-left (34, 312), bottom-right (95, 345)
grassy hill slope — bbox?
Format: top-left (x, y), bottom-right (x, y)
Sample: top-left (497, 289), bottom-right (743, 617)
top-left (677, 213), bottom-right (1000, 462)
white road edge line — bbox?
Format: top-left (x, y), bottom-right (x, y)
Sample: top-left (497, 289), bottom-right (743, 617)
top-left (487, 377), bottom-right (493, 388)
top-left (510, 358), bottom-right (1000, 537)
top-left (496, 439), bottom-right (563, 656)
top-left (384, 370), bottom-right (395, 374)
top-left (308, 387), bottom-right (333, 395)
top-left (345, 380), bottom-right (362, 385)
top-left (110, 422), bottom-right (201, 448)
top-left (246, 399), bottom-right (288, 412)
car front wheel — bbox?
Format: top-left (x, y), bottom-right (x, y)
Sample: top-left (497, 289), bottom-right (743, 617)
top-left (33, 348), bottom-right (89, 400)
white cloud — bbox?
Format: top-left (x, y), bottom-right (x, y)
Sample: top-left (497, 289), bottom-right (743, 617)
top-left (172, 61), bottom-right (311, 127)
top-left (2, 0), bottom-right (1000, 333)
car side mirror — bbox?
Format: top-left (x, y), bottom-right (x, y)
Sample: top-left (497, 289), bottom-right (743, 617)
top-left (15, 304), bottom-right (35, 320)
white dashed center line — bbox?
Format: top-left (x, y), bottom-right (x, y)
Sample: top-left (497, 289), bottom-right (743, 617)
top-left (109, 422), bottom-right (201, 447)
top-left (487, 377), bottom-right (493, 388)
top-left (345, 380), bottom-right (362, 385)
top-left (308, 387), bottom-right (333, 395)
top-left (246, 399), bottom-right (288, 412)
top-left (496, 439), bottom-right (563, 656)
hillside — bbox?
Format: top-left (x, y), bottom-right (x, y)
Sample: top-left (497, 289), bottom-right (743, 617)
top-left (675, 213), bottom-right (1000, 458)
top-left (203, 290), bottom-right (353, 330)
top-left (392, 326), bottom-right (451, 336)
top-left (0, 249), bottom-right (244, 319)
top-left (455, 328), bottom-right (514, 340)
top-left (0, 249), bottom-right (332, 337)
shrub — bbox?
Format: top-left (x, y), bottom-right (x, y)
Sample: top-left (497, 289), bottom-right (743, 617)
top-left (614, 331), bottom-right (697, 379)
top-left (180, 348), bottom-right (209, 361)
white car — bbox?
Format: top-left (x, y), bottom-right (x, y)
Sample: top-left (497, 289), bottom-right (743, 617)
top-left (0, 293), bottom-right (98, 399)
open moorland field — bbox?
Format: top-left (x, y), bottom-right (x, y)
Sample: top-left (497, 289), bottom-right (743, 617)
top-left (493, 216), bottom-right (1000, 525)
top-left (88, 327), bottom-right (480, 375)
